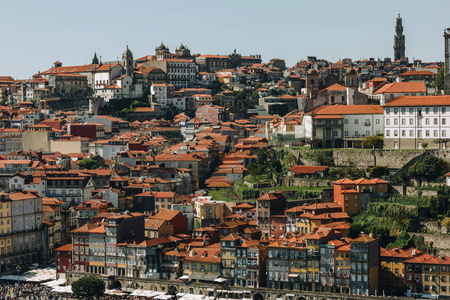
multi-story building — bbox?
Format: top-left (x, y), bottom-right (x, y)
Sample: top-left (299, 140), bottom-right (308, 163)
top-left (0, 193), bottom-right (12, 272)
top-left (42, 198), bottom-right (66, 256)
top-left (9, 191), bottom-right (43, 267)
top-left (70, 212), bottom-right (145, 277)
top-left (381, 247), bottom-right (422, 296)
top-left (303, 104), bottom-right (384, 148)
top-left (183, 247), bottom-right (222, 283)
top-left (0, 128), bottom-right (22, 153)
top-left (333, 178), bottom-right (388, 216)
top-left (404, 253), bottom-right (450, 298)
top-left (171, 202), bottom-right (195, 231)
top-left (375, 81), bottom-right (426, 105)
top-left (333, 239), bottom-right (351, 294)
top-left (46, 171), bottom-right (95, 205)
top-left (55, 243), bottom-right (72, 279)
top-left (285, 202), bottom-right (349, 234)
top-left (220, 234), bottom-right (239, 285)
top-left (144, 59), bottom-right (197, 90)
top-left (195, 105), bottom-right (226, 124)
top-left (154, 153), bottom-right (208, 188)
top-left (256, 191), bottom-right (286, 238)
top-left (193, 196), bottom-right (226, 227)
top-left (0, 160), bottom-right (40, 189)
top-left (383, 95), bottom-right (450, 149)
top-left (350, 234), bottom-right (380, 296)
top-left (404, 252), bottom-right (433, 296)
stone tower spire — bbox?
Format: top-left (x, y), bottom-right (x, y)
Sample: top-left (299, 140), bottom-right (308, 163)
top-left (122, 45), bottom-right (134, 78)
top-left (443, 28), bottom-right (450, 94)
top-left (92, 52), bottom-right (99, 65)
top-left (393, 14), bottom-right (405, 61)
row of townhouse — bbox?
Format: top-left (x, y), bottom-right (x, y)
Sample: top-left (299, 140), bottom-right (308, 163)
top-left (57, 210), bottom-right (450, 298)
top-left (0, 191), bottom-right (43, 273)
top-left (56, 213), bottom-right (386, 297)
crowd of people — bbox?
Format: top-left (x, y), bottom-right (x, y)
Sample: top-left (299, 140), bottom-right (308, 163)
top-left (0, 283), bottom-right (64, 299)
top-left (0, 282), bottom-right (172, 299)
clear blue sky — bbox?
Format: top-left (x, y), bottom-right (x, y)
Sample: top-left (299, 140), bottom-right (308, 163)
top-left (2, 0), bottom-right (450, 79)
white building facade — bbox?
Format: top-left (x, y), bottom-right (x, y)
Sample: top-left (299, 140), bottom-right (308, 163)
top-left (384, 96), bottom-right (450, 150)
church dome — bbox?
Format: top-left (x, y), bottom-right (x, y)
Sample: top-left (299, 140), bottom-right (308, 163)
top-left (346, 68), bottom-right (356, 75)
top-left (307, 69), bottom-right (318, 75)
top-left (156, 42), bottom-right (167, 51)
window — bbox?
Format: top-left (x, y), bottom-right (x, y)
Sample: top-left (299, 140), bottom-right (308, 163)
top-left (443, 130), bottom-right (447, 137)
top-left (354, 119), bottom-right (358, 124)
top-left (426, 108), bottom-right (430, 114)
top-left (386, 130), bottom-right (390, 137)
top-left (394, 119), bottom-right (398, 125)
top-left (426, 118), bottom-right (430, 125)
top-left (410, 130), bottom-right (414, 137)
top-left (434, 107), bottom-right (439, 114)
top-left (401, 119), bottom-right (406, 125)
top-left (401, 108), bottom-right (406, 114)
top-left (409, 118), bottom-right (413, 125)
top-left (376, 119), bottom-right (380, 124)
top-left (409, 108), bottom-right (414, 114)
top-left (434, 130), bottom-right (438, 137)
top-left (394, 108), bottom-right (398, 114)
top-left (426, 130), bottom-right (430, 137)
top-left (386, 119), bottom-right (390, 125)
top-left (394, 130), bottom-right (398, 136)
top-left (443, 118), bottom-right (446, 125)
top-left (442, 107), bottom-right (446, 114)
top-left (402, 130), bottom-right (406, 137)
top-left (434, 118), bottom-right (438, 125)
top-left (344, 131), bottom-right (348, 136)
top-left (386, 108), bottom-right (390, 114)
top-left (355, 131), bottom-right (359, 136)
top-left (344, 119), bottom-right (348, 124)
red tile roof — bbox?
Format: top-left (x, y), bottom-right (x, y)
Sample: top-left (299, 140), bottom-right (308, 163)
top-left (374, 81), bottom-right (426, 94)
top-left (384, 95), bottom-right (450, 107)
top-left (288, 165), bottom-right (328, 174)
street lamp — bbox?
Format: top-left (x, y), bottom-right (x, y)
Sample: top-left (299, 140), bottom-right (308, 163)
top-left (16, 265), bottom-right (21, 286)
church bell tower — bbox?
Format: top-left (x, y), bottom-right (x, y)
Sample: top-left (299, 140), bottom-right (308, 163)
top-left (393, 14), bottom-right (406, 61)
top-left (122, 45), bottom-right (134, 78)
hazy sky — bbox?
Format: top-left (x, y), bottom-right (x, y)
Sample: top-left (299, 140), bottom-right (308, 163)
top-left (2, 0), bottom-right (450, 79)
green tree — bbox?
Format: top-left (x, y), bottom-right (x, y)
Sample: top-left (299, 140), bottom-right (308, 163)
top-left (269, 88), bottom-right (283, 96)
top-left (369, 166), bottom-right (389, 178)
top-left (269, 104), bottom-right (289, 116)
top-left (78, 158), bottom-right (102, 170)
top-left (408, 155), bottom-right (447, 186)
top-left (435, 67), bottom-right (445, 88)
top-left (235, 90), bottom-right (247, 101)
top-left (72, 276), bottom-right (105, 299)
top-left (283, 152), bottom-right (297, 169)
top-left (362, 136), bottom-right (384, 149)
top-left (165, 105), bottom-right (179, 120)
top-left (250, 91), bottom-right (260, 101)
top-left (314, 151), bottom-right (334, 166)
